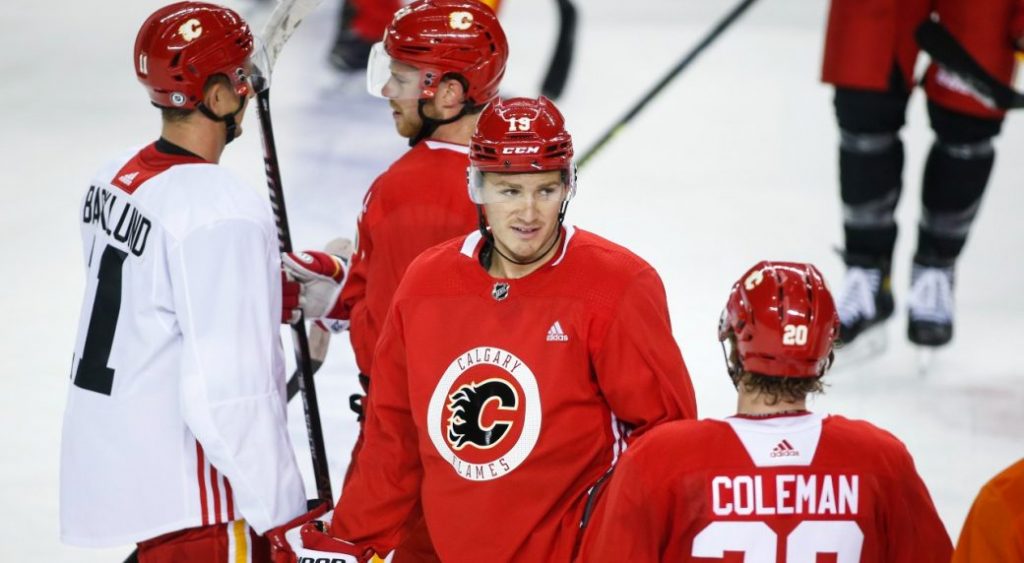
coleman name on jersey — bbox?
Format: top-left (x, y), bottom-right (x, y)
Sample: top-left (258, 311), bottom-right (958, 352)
top-left (712, 474), bottom-right (859, 517)
top-left (82, 184), bottom-right (152, 257)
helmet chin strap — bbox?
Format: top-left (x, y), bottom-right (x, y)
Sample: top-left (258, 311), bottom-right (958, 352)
top-left (476, 202), bottom-right (569, 269)
top-left (196, 96), bottom-right (246, 145)
top-left (408, 98), bottom-right (469, 146)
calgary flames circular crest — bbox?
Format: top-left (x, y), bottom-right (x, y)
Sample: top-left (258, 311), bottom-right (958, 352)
top-left (427, 347), bottom-right (542, 481)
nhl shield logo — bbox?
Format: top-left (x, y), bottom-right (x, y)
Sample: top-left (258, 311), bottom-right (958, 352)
top-left (492, 282), bottom-right (510, 301)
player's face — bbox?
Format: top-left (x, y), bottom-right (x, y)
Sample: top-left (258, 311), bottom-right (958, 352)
top-left (389, 96), bottom-right (423, 139)
top-left (382, 61), bottom-right (425, 138)
top-left (481, 170), bottom-right (567, 267)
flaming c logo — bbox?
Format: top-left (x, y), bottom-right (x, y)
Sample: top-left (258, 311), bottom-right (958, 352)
top-left (178, 19), bottom-right (203, 42)
top-left (449, 11), bottom-right (473, 30)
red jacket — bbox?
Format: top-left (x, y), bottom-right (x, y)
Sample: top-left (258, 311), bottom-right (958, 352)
top-left (822, 0), bottom-right (1020, 118)
top-left (333, 228), bottom-right (698, 562)
top-left (331, 140), bottom-right (478, 376)
top-left (579, 413), bottom-right (953, 562)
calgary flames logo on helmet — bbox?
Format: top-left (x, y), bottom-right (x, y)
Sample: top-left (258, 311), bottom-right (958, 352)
top-left (446, 379), bottom-right (518, 450)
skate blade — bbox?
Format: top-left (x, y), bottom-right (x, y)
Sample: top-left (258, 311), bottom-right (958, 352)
top-left (915, 347), bottom-right (936, 377)
top-left (833, 325), bottom-right (888, 372)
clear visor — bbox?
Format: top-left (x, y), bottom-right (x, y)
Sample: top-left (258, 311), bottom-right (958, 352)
top-left (245, 37), bottom-right (272, 94)
top-left (366, 42), bottom-right (431, 100)
top-left (467, 166), bottom-right (576, 205)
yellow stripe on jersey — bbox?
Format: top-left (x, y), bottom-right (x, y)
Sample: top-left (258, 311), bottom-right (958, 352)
top-left (232, 520), bottom-right (248, 563)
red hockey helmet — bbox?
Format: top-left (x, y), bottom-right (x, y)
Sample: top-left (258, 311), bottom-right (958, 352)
top-left (134, 2), bottom-right (262, 109)
top-left (366, 0), bottom-right (508, 105)
top-left (468, 96), bottom-right (575, 203)
top-left (719, 261), bottom-right (839, 378)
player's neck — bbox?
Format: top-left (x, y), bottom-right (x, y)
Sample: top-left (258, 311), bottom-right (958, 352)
top-left (488, 231), bottom-right (563, 280)
top-left (428, 113), bottom-right (478, 145)
top-left (736, 391), bottom-right (808, 417)
top-left (160, 121), bottom-right (224, 163)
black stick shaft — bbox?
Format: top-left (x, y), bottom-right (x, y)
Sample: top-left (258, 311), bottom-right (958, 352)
top-left (577, 0), bottom-right (760, 168)
top-left (256, 88), bottom-right (333, 504)
top-left (540, 0), bottom-right (577, 99)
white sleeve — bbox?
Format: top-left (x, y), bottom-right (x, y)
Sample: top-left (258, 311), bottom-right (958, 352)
top-left (169, 218), bottom-right (306, 534)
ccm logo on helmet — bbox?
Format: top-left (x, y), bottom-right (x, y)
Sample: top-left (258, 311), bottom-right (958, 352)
top-left (449, 11), bottom-right (473, 30)
top-left (297, 558), bottom-right (353, 563)
top-left (178, 19), bottom-right (203, 42)
top-left (502, 146), bottom-right (540, 155)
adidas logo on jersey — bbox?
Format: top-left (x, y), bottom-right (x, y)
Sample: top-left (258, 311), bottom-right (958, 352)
top-left (770, 439), bottom-right (799, 458)
top-left (118, 171), bottom-right (140, 186)
top-left (546, 321), bottom-right (569, 342)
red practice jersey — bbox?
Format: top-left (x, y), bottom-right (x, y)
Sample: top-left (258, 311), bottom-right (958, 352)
top-left (952, 457), bottom-right (1024, 562)
top-left (332, 140), bottom-right (478, 376)
top-left (579, 413), bottom-right (952, 563)
top-left (333, 228), bottom-right (698, 562)
top-left (822, 0), bottom-right (1021, 118)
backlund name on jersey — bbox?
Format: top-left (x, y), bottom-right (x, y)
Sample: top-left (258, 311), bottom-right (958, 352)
top-left (82, 184), bottom-right (152, 257)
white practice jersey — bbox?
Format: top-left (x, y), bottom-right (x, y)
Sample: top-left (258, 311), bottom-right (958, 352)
top-left (61, 141), bottom-right (306, 547)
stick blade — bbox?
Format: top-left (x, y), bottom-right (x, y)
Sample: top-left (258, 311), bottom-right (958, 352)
top-left (262, 0), bottom-right (327, 68)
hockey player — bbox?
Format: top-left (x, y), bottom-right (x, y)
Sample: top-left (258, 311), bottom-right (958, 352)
top-left (278, 97), bottom-right (697, 562)
top-left (578, 261), bottom-right (952, 562)
top-left (822, 0), bottom-right (1024, 348)
top-left (952, 458), bottom-right (1024, 562)
top-left (283, 1), bottom-right (509, 559)
top-left (61, 3), bottom-right (324, 560)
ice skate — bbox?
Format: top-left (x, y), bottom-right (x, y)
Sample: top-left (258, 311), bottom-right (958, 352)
top-left (907, 262), bottom-right (954, 374)
top-left (832, 263), bottom-right (894, 368)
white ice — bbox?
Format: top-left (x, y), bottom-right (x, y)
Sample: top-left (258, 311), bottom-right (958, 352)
top-left (2, 0), bottom-right (1022, 560)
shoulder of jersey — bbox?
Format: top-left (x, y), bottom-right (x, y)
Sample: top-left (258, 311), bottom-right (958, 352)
top-left (621, 419), bottom-right (726, 470)
top-left (406, 234), bottom-right (473, 276)
top-left (821, 414), bottom-right (911, 465)
top-left (127, 161), bottom-right (269, 238)
top-left (377, 141), bottom-right (469, 188)
top-left (563, 228), bottom-right (654, 278)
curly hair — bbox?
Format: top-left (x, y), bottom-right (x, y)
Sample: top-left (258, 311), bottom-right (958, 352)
top-left (724, 334), bottom-right (830, 405)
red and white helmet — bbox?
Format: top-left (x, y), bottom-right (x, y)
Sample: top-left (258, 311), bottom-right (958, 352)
top-left (719, 261), bottom-right (840, 378)
top-left (134, 2), bottom-right (263, 109)
top-left (366, 0), bottom-right (508, 105)
top-left (467, 96), bottom-right (576, 204)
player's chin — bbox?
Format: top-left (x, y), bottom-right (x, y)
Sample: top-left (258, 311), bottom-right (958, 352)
top-left (395, 118), bottom-right (421, 139)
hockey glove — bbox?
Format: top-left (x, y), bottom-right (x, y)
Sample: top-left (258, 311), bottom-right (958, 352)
top-left (282, 272), bottom-right (302, 324)
top-left (267, 502), bottom-right (372, 563)
top-left (281, 243), bottom-right (351, 320)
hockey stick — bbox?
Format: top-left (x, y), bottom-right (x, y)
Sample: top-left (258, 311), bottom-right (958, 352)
top-left (258, 0), bottom-right (333, 504)
top-left (915, 18), bottom-right (1024, 110)
top-left (540, 0), bottom-right (577, 99)
top-left (576, 0), bottom-right (760, 168)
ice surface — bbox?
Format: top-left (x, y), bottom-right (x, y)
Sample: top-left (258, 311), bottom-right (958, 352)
top-left (2, 0), bottom-right (1021, 559)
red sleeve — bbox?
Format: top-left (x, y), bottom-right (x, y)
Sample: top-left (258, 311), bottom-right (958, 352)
top-left (577, 428), bottom-right (675, 561)
top-left (332, 302), bottom-right (422, 555)
top-left (885, 446), bottom-right (953, 562)
top-left (1013, 0), bottom-right (1024, 44)
top-left (592, 267), bottom-right (697, 440)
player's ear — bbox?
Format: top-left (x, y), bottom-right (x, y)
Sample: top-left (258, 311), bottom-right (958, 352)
top-left (435, 77), bottom-right (467, 113)
top-left (203, 75), bottom-right (236, 115)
